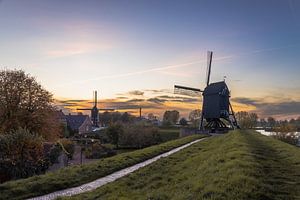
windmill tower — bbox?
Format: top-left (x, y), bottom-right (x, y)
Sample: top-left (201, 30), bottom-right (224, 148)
top-left (174, 51), bottom-right (239, 132)
top-left (77, 91), bottom-right (114, 127)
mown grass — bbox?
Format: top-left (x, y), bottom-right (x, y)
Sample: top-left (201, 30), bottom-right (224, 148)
top-left (62, 130), bottom-right (300, 200)
top-left (0, 134), bottom-right (206, 200)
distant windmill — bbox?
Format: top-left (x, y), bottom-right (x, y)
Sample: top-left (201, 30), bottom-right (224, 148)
top-left (77, 91), bottom-right (114, 127)
top-left (174, 51), bottom-right (239, 132)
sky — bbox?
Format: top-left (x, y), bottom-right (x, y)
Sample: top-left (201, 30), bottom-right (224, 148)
top-left (0, 0), bottom-right (300, 119)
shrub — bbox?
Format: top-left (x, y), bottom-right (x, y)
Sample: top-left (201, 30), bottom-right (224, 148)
top-left (105, 123), bottom-right (124, 148)
top-left (85, 142), bottom-right (116, 159)
top-left (48, 144), bottom-right (61, 164)
top-left (273, 123), bottom-right (298, 145)
top-left (120, 124), bottom-right (161, 148)
top-left (179, 117), bottom-right (188, 126)
top-left (0, 128), bottom-right (47, 182)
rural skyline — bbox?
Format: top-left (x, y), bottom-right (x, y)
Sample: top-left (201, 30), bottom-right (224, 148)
top-left (0, 0), bottom-right (299, 119)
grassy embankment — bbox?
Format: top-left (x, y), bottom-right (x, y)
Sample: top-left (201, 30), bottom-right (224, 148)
top-left (0, 134), bottom-right (206, 200)
top-left (63, 130), bottom-right (300, 200)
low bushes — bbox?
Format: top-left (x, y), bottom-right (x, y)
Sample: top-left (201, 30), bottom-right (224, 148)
top-left (119, 125), bottom-right (161, 148)
top-left (106, 123), bottom-right (162, 149)
top-left (84, 142), bottom-right (116, 159)
top-left (0, 134), bottom-right (206, 200)
top-left (47, 144), bottom-right (61, 164)
top-left (272, 123), bottom-right (298, 145)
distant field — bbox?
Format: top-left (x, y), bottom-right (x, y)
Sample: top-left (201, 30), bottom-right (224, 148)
top-left (63, 130), bottom-right (300, 200)
top-left (0, 134), bottom-right (205, 200)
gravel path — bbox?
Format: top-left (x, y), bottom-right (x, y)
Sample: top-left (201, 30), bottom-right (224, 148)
top-left (28, 137), bottom-right (207, 200)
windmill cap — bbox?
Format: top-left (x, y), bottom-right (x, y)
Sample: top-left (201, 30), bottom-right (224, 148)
top-left (203, 81), bottom-right (229, 95)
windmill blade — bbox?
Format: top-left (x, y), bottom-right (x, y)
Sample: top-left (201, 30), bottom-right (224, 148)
top-left (98, 108), bottom-right (115, 111)
top-left (94, 91), bottom-right (97, 107)
top-left (174, 85), bottom-right (202, 97)
top-left (206, 51), bottom-right (213, 86)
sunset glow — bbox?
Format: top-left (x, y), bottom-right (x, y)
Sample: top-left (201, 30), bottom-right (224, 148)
top-left (1, 0), bottom-right (299, 119)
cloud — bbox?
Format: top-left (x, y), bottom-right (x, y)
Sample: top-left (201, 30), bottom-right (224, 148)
top-left (56, 94), bottom-right (300, 120)
top-left (144, 89), bottom-right (171, 93)
top-left (55, 91), bottom-right (201, 118)
top-left (258, 101), bottom-right (300, 117)
top-left (232, 97), bottom-right (300, 119)
top-left (128, 90), bottom-right (144, 96)
top-left (58, 99), bottom-right (88, 103)
top-left (104, 100), bottom-right (161, 110)
top-left (30, 18), bottom-right (118, 59)
top-left (126, 99), bottom-right (145, 103)
top-left (55, 99), bottom-right (93, 111)
top-left (156, 95), bottom-right (199, 103)
top-left (147, 98), bottom-right (167, 104)
top-left (116, 96), bottom-right (129, 99)
top-left (231, 97), bottom-right (259, 106)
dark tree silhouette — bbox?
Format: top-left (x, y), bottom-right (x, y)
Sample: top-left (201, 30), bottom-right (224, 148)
top-left (163, 110), bottom-right (180, 126)
top-left (179, 117), bottom-right (188, 126)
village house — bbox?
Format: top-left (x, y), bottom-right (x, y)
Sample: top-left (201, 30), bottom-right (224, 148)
top-left (65, 114), bottom-right (93, 135)
top-left (57, 110), bottom-right (93, 135)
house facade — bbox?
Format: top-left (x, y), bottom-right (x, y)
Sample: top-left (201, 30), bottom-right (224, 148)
top-left (65, 114), bottom-right (93, 135)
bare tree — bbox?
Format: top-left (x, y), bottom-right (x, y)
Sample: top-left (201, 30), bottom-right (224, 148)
top-left (188, 109), bottom-right (201, 128)
top-left (236, 111), bottom-right (258, 129)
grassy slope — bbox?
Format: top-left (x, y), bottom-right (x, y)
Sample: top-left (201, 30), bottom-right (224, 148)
top-left (0, 134), bottom-right (206, 200)
top-left (63, 130), bottom-right (300, 200)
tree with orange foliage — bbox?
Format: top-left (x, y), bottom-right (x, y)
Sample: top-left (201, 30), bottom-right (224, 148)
top-left (0, 69), bottom-right (61, 141)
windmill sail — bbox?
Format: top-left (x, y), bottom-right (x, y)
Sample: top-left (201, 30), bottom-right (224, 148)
top-left (206, 51), bottom-right (213, 86)
top-left (174, 85), bottom-right (202, 97)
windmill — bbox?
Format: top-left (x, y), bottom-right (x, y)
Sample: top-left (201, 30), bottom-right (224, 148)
top-left (174, 51), bottom-right (239, 132)
top-left (77, 91), bottom-right (114, 127)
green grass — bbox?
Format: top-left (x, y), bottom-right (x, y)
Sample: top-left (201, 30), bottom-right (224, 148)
top-left (62, 130), bottom-right (300, 200)
top-left (158, 128), bottom-right (180, 142)
top-left (0, 134), bottom-right (206, 200)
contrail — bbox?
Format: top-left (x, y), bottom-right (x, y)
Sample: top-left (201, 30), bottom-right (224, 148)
top-left (55, 43), bottom-right (298, 87)
top-left (229, 44), bottom-right (299, 57)
top-left (55, 60), bottom-right (206, 87)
